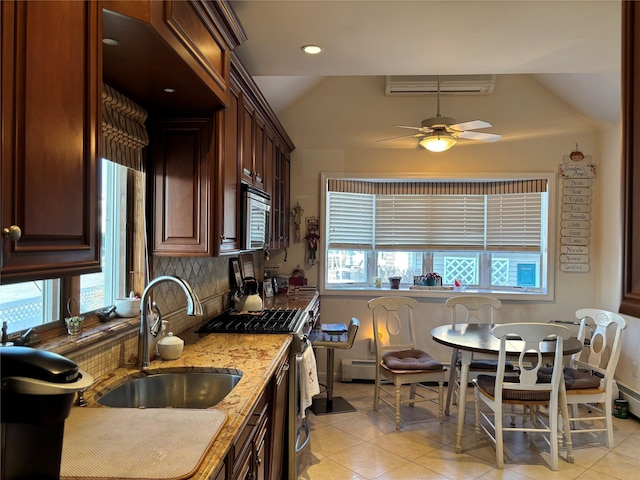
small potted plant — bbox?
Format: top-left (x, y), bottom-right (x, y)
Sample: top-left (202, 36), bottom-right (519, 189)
top-left (388, 276), bottom-right (402, 289)
top-left (422, 272), bottom-right (441, 286)
top-left (65, 315), bottom-right (84, 336)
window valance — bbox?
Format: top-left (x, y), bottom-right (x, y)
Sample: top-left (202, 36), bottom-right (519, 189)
top-left (327, 178), bottom-right (548, 195)
top-left (102, 84), bottom-right (149, 171)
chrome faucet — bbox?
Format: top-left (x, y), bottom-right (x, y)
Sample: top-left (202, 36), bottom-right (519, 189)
top-left (137, 275), bottom-right (203, 367)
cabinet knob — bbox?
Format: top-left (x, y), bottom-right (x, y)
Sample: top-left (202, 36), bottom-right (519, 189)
top-left (2, 225), bottom-right (21, 242)
top-left (220, 234), bottom-right (226, 241)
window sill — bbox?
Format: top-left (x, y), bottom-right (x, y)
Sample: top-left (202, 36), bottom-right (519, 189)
top-left (320, 286), bottom-right (553, 301)
top-left (36, 317), bottom-right (140, 357)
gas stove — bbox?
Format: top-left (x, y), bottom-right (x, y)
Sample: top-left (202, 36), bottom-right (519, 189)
top-left (196, 307), bottom-right (305, 334)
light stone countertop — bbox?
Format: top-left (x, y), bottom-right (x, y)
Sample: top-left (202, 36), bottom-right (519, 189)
top-left (76, 331), bottom-right (293, 479)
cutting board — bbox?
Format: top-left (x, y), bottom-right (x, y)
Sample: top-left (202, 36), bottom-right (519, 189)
top-left (61, 407), bottom-right (227, 480)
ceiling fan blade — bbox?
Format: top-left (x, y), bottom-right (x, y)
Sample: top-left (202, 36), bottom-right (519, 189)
top-left (456, 130), bottom-right (502, 142)
top-left (449, 120), bottom-right (492, 131)
top-left (376, 133), bottom-right (425, 142)
top-left (393, 125), bottom-right (422, 130)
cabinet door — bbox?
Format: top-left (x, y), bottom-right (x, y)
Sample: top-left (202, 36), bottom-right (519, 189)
top-left (240, 95), bottom-right (256, 186)
top-left (271, 142), bottom-right (291, 250)
top-left (239, 95), bottom-right (266, 191)
top-left (269, 356), bottom-right (289, 480)
top-left (1, 0), bottom-right (101, 282)
top-left (253, 113), bottom-right (266, 190)
top-left (216, 83), bottom-right (241, 254)
top-left (151, 117), bottom-right (214, 256)
top-left (254, 418), bottom-right (268, 480)
top-left (264, 130), bottom-right (275, 246)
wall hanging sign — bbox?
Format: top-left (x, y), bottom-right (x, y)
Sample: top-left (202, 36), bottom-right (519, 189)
top-left (559, 146), bottom-right (594, 273)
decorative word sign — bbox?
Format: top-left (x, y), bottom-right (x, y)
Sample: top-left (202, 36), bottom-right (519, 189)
top-left (559, 148), bottom-right (594, 273)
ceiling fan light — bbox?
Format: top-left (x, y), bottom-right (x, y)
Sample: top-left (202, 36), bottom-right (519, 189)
top-left (420, 134), bottom-right (457, 152)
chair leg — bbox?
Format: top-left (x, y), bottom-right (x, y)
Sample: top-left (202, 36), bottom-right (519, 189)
top-left (409, 383), bottom-right (417, 407)
top-left (438, 380), bottom-right (444, 424)
top-left (570, 403), bottom-right (579, 430)
top-left (373, 369), bottom-right (380, 411)
top-left (445, 348), bottom-right (458, 415)
top-left (549, 401), bottom-right (559, 471)
top-left (395, 382), bottom-right (402, 430)
top-left (474, 389), bottom-right (481, 433)
top-left (604, 397), bottom-right (614, 448)
top-left (495, 406), bottom-right (504, 469)
top-left (559, 388), bottom-right (574, 464)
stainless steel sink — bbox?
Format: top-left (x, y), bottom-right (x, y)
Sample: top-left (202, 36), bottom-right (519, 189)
top-left (96, 372), bottom-right (242, 409)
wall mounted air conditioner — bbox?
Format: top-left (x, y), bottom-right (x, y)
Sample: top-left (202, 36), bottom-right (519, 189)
top-left (385, 74), bottom-right (496, 96)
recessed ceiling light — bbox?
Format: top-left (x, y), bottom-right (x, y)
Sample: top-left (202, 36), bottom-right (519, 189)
top-left (163, 88), bottom-right (176, 94)
top-left (301, 45), bottom-right (322, 55)
top-left (102, 38), bottom-right (119, 46)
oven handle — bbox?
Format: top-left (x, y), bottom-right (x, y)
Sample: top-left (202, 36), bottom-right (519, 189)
top-left (295, 418), bottom-right (310, 453)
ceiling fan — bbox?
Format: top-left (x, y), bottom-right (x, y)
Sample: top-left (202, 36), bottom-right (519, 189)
top-left (378, 76), bottom-right (501, 152)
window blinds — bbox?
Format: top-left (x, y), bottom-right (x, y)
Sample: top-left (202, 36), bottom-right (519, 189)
top-left (327, 192), bottom-right (375, 249)
top-left (486, 193), bottom-right (542, 251)
top-left (327, 186), bottom-right (545, 252)
top-left (375, 195), bottom-right (486, 249)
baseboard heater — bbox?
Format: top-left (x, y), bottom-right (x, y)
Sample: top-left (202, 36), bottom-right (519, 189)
top-left (617, 381), bottom-right (640, 418)
top-left (341, 359), bottom-right (376, 382)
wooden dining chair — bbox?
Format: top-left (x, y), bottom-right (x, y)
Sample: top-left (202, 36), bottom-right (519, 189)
top-left (445, 295), bottom-right (507, 415)
top-left (473, 322), bottom-right (574, 471)
top-left (539, 308), bottom-right (627, 448)
top-left (368, 296), bottom-right (446, 429)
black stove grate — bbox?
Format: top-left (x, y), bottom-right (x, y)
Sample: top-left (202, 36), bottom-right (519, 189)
top-left (197, 308), bottom-right (303, 334)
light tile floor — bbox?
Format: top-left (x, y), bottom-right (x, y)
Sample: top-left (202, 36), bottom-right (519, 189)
top-left (299, 381), bottom-right (640, 480)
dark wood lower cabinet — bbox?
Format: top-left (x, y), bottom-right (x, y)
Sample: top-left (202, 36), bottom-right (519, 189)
top-left (269, 356), bottom-right (289, 480)
top-left (226, 350), bottom-right (288, 480)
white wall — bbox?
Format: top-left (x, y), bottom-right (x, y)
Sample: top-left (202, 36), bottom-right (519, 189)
top-left (265, 74), bottom-right (639, 388)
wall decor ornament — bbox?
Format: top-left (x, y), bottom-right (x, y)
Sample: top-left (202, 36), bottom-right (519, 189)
top-left (291, 202), bottom-right (304, 242)
top-left (304, 216), bottom-right (319, 265)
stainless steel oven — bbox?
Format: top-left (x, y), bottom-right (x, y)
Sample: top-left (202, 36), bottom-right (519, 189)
top-left (196, 293), bottom-right (320, 479)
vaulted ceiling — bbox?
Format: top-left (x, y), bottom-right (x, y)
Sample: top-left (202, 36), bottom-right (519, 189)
top-left (231, 0), bottom-right (621, 127)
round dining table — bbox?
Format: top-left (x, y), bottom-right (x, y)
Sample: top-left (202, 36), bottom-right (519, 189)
top-left (431, 323), bottom-right (583, 453)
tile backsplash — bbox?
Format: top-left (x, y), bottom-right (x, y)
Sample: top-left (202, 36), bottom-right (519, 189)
top-left (65, 254), bottom-right (260, 378)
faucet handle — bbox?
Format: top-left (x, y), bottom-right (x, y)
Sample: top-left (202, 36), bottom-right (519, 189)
top-left (149, 302), bottom-right (163, 336)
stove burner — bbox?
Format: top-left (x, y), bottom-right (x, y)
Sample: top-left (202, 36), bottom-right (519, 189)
top-left (197, 308), bottom-right (303, 334)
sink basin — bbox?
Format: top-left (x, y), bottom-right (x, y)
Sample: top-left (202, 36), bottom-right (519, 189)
top-left (97, 372), bottom-right (242, 409)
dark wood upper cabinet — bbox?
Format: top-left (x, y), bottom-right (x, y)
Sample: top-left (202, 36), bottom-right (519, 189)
top-left (231, 55), bottom-right (294, 252)
top-left (1, 0), bottom-right (102, 283)
top-left (216, 82), bottom-right (242, 254)
top-left (269, 138), bottom-right (291, 251)
top-left (102, 0), bottom-right (247, 113)
top-left (148, 16), bottom-right (294, 257)
top-left (620, 1), bottom-right (640, 317)
top-left (150, 117), bottom-right (215, 256)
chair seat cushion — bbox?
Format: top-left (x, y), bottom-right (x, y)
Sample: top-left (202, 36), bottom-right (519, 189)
top-left (537, 367), bottom-right (602, 390)
top-left (382, 349), bottom-right (443, 370)
top-left (457, 358), bottom-right (515, 371)
top-left (475, 374), bottom-right (551, 402)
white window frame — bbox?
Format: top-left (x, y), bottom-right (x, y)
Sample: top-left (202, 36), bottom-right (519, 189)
top-left (319, 172), bottom-right (557, 300)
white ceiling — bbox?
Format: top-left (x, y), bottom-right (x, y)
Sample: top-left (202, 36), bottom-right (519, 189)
top-left (230, 0), bottom-right (621, 126)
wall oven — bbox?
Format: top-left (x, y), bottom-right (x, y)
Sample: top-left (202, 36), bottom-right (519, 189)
top-left (242, 184), bottom-right (270, 250)
top-left (196, 293), bottom-right (320, 479)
